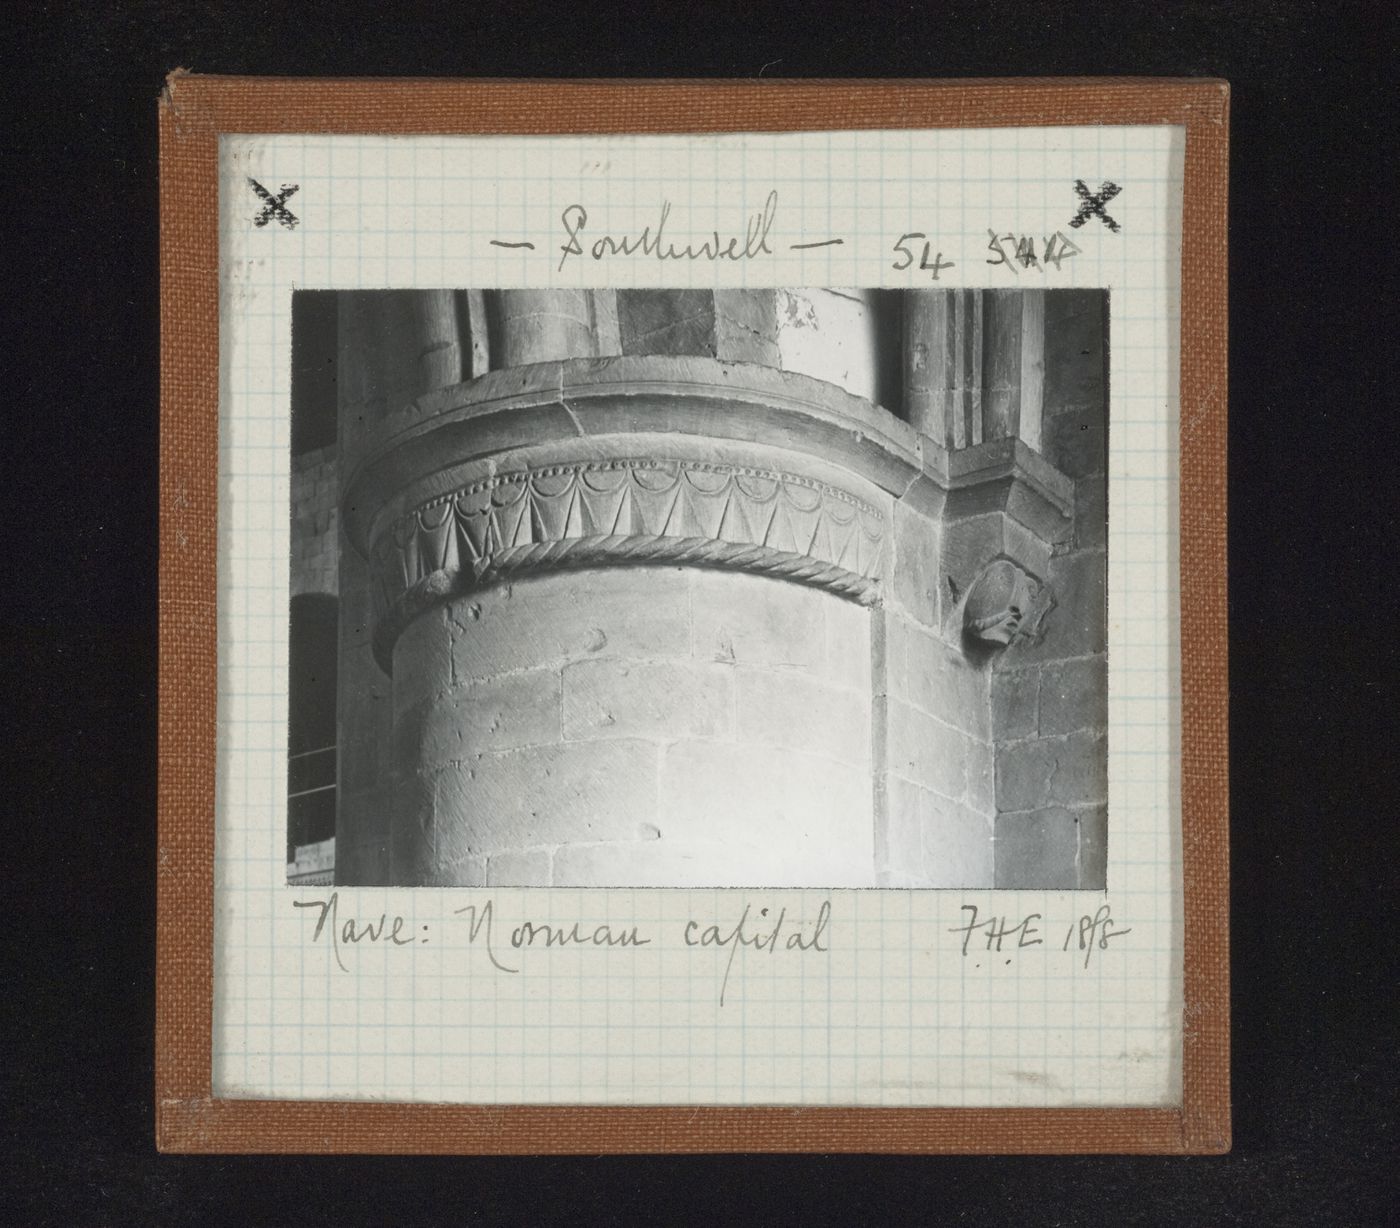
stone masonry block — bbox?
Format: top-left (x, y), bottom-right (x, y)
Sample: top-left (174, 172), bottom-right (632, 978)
top-left (995, 731), bottom-right (1107, 813)
top-left (451, 569), bottom-right (691, 682)
top-left (994, 808), bottom-right (1081, 890)
top-left (942, 512), bottom-right (1052, 598)
top-left (876, 869), bottom-right (931, 888)
top-left (713, 287), bottom-right (779, 340)
top-left (339, 659), bottom-right (390, 795)
top-left (889, 615), bottom-right (989, 739)
top-left (389, 762), bottom-right (436, 886)
top-left (333, 835), bottom-right (395, 888)
top-left (891, 500), bottom-right (942, 624)
top-left (1006, 548), bottom-right (1106, 665)
top-left (714, 289), bottom-right (780, 366)
top-left (940, 511), bottom-right (1006, 594)
top-left (775, 288), bottom-right (882, 404)
top-left (887, 700), bottom-right (968, 801)
top-left (499, 289), bottom-right (595, 364)
top-left (1074, 474), bottom-right (1107, 551)
top-left (1043, 403), bottom-right (1106, 479)
top-left (1043, 289), bottom-right (1106, 409)
top-left (964, 737), bottom-right (996, 816)
top-left (375, 692), bottom-right (399, 786)
top-left (1076, 804), bottom-right (1108, 890)
top-left (433, 739), bottom-right (658, 860)
top-left (486, 848), bottom-right (553, 887)
top-left (337, 548), bottom-right (376, 655)
top-left (392, 608), bottom-right (454, 721)
top-left (990, 665), bottom-right (1040, 740)
top-left (618, 289), bottom-right (717, 358)
top-left (336, 780), bottom-right (390, 858)
top-left (589, 289), bottom-right (623, 357)
top-left (420, 670), bottom-right (562, 767)
top-left (920, 791), bottom-right (994, 889)
top-left (334, 787), bottom-right (393, 884)
top-left (420, 855), bottom-right (487, 889)
top-left (660, 741), bottom-right (872, 883)
top-left (879, 775), bottom-right (925, 875)
top-left (552, 838), bottom-right (751, 888)
top-left (736, 668), bottom-right (870, 768)
top-left (822, 597), bottom-right (873, 692)
top-left (562, 658), bottom-right (733, 742)
top-left (999, 514), bottom-right (1056, 578)
top-left (690, 571), bottom-right (823, 669)
top-left (1038, 655), bottom-right (1108, 738)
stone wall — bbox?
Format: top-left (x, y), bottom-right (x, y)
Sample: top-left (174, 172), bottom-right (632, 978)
top-left (775, 288), bottom-right (902, 406)
top-left (288, 446), bottom-right (341, 878)
top-left (289, 445), bottom-right (337, 599)
top-left (879, 506), bottom-right (998, 886)
top-left (332, 292), bottom-right (468, 884)
top-left (332, 518), bottom-right (396, 884)
top-left (989, 290), bottom-right (1109, 889)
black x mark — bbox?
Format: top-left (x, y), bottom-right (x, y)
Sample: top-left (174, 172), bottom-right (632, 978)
top-left (249, 178), bottom-right (299, 229)
top-left (1069, 179), bottom-right (1122, 233)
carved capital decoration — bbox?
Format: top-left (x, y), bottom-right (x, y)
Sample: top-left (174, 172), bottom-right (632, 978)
top-left (369, 457), bottom-right (886, 669)
top-left (959, 558), bottom-right (1047, 649)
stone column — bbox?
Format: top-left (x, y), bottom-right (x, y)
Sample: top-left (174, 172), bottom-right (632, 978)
top-left (334, 290), bottom-right (471, 884)
top-left (496, 289), bottom-right (595, 365)
top-left (389, 567), bottom-right (876, 888)
top-left (611, 289), bottom-right (781, 365)
top-left (412, 289), bottom-right (463, 394)
top-left (457, 289), bottom-right (492, 377)
top-left (903, 289), bottom-right (1045, 450)
top-left (902, 289), bottom-right (983, 447)
top-left (344, 359), bottom-right (897, 888)
top-left (982, 289), bottom-right (1045, 451)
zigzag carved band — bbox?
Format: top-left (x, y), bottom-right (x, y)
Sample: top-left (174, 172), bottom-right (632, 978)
top-left (368, 457), bottom-right (887, 670)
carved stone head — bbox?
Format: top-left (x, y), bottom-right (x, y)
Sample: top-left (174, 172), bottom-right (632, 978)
top-left (962, 559), bottom-right (1040, 647)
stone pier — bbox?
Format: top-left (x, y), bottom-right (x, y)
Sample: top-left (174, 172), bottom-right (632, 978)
top-left (291, 287), bottom-right (1107, 889)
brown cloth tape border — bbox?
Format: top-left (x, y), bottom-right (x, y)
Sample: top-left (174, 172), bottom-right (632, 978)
top-left (158, 76), bottom-right (1228, 1154)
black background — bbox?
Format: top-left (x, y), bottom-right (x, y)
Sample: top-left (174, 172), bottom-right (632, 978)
top-left (2, 2), bottom-right (1393, 1223)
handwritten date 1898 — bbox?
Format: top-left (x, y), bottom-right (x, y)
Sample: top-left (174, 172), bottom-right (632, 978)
top-left (1062, 903), bottom-right (1133, 969)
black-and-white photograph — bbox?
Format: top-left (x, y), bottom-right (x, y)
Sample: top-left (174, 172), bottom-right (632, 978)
top-left (288, 287), bottom-right (1108, 890)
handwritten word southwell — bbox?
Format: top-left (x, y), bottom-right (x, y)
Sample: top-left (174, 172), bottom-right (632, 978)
top-left (557, 190), bottom-right (778, 271)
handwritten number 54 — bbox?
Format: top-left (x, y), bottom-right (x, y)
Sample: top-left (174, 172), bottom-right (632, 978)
top-left (892, 233), bottom-right (954, 279)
